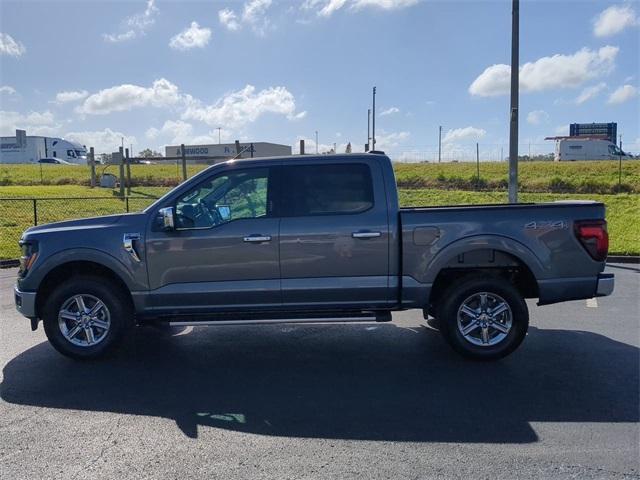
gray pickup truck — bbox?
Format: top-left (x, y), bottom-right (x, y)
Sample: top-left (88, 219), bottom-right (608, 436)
top-left (14, 152), bottom-right (614, 360)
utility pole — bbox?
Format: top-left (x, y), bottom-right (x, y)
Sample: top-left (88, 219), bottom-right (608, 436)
top-left (438, 126), bottom-right (442, 163)
top-left (476, 142), bottom-right (480, 190)
top-left (618, 134), bottom-right (623, 186)
top-left (508, 0), bottom-right (520, 203)
top-left (367, 108), bottom-right (371, 152)
top-left (372, 86), bottom-right (376, 151)
top-left (315, 131), bottom-right (319, 153)
top-left (217, 127), bottom-right (222, 144)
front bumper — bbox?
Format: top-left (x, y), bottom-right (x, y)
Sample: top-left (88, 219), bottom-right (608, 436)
top-left (595, 273), bottom-right (615, 297)
top-left (14, 285), bottom-right (37, 319)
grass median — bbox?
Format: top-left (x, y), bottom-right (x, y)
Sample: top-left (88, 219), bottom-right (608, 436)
top-left (1, 184), bottom-right (637, 259)
top-left (2, 160), bottom-right (639, 194)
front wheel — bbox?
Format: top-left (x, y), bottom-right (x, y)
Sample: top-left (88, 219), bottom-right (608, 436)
top-left (42, 276), bottom-right (133, 360)
top-left (438, 275), bottom-right (529, 360)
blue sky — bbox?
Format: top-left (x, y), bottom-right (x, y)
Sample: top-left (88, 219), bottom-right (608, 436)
top-left (1, 0), bottom-right (638, 160)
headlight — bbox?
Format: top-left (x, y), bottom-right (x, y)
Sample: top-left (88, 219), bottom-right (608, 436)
top-left (18, 240), bottom-right (38, 277)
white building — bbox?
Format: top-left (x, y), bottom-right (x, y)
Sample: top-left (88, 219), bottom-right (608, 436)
top-left (165, 142), bottom-right (292, 163)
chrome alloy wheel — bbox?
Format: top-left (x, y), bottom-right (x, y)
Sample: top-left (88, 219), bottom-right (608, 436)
top-left (58, 294), bottom-right (111, 347)
top-left (456, 292), bottom-right (512, 347)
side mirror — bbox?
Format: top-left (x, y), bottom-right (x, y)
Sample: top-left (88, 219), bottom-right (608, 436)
top-left (159, 206), bottom-right (175, 230)
top-left (216, 205), bottom-right (231, 221)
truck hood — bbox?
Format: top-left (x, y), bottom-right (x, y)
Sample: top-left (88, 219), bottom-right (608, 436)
top-left (23, 213), bottom-right (146, 239)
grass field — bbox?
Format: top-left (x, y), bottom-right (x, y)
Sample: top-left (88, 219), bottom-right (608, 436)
top-left (1, 183), bottom-right (637, 259)
top-left (1, 160), bottom-right (639, 193)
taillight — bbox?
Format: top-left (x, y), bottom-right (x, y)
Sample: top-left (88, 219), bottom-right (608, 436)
top-left (574, 220), bottom-right (608, 261)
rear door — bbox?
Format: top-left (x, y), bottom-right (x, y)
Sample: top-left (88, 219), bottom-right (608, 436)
top-left (278, 158), bottom-right (391, 309)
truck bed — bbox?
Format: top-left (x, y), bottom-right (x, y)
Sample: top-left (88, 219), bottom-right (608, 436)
top-left (399, 200), bottom-right (607, 305)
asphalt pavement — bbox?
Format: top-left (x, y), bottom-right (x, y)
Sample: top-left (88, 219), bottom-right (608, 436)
top-left (1, 265), bottom-right (638, 479)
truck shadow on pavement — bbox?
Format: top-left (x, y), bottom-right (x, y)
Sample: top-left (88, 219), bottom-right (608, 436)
top-left (2, 323), bottom-right (638, 443)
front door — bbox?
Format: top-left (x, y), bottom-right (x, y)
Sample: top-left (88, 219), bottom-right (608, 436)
top-left (145, 166), bottom-right (280, 313)
top-left (278, 160), bottom-right (391, 309)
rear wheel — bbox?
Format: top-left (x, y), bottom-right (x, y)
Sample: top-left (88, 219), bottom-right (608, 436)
top-left (42, 276), bottom-right (133, 359)
top-left (438, 275), bottom-right (528, 360)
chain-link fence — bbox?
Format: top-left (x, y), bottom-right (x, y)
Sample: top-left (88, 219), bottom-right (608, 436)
top-left (0, 196), bottom-right (158, 260)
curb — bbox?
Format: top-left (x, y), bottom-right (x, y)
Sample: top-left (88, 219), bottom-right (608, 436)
top-left (607, 255), bottom-right (640, 264)
top-left (0, 259), bottom-right (20, 269)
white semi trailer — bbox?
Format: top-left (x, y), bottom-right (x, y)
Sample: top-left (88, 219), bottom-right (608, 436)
top-left (0, 132), bottom-right (88, 164)
top-left (552, 138), bottom-right (633, 161)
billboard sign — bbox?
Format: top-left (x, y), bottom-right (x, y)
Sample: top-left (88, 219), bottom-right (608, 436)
top-left (570, 123), bottom-right (617, 142)
top-left (16, 129), bottom-right (26, 148)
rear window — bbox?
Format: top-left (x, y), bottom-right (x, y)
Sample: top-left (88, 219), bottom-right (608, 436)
top-left (281, 163), bottom-right (374, 216)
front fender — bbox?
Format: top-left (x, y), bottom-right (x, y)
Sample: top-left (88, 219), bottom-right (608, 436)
top-left (19, 247), bottom-right (146, 292)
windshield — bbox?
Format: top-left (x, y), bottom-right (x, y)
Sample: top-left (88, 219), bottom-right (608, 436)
top-left (75, 149), bottom-right (87, 158)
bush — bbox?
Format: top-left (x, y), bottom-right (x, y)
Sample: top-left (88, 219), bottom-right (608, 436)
top-left (548, 176), bottom-right (573, 193)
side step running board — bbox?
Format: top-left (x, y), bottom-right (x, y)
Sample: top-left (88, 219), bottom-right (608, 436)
top-left (168, 311), bottom-right (392, 327)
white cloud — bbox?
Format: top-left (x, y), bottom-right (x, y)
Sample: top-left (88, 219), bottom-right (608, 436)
top-left (375, 130), bottom-right (410, 149)
top-left (182, 84), bottom-right (305, 128)
top-left (380, 106), bottom-right (400, 116)
top-left (0, 32), bottom-right (26, 57)
top-left (65, 129), bottom-right (136, 154)
top-left (169, 22), bottom-right (212, 51)
top-left (594, 4), bottom-right (638, 37)
top-left (352, 0), bottom-right (419, 10)
top-left (103, 0), bottom-right (158, 43)
top-left (526, 110), bottom-right (549, 125)
top-left (78, 78), bottom-right (183, 115)
top-left (0, 110), bottom-right (60, 136)
top-left (103, 31), bottom-right (137, 43)
top-left (554, 124), bottom-right (568, 136)
top-left (54, 90), bottom-right (89, 104)
top-left (146, 120), bottom-right (194, 144)
top-left (607, 84), bottom-right (637, 104)
top-left (306, 0), bottom-right (418, 17)
top-left (575, 82), bottom-right (607, 104)
top-left (219, 9), bottom-right (241, 31)
top-left (469, 46), bottom-right (619, 96)
top-left (216, 0), bottom-right (272, 34)
top-left (0, 85), bottom-right (17, 95)
top-left (442, 126), bottom-right (486, 143)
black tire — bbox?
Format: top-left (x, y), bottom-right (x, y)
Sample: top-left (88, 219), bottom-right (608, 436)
top-left (438, 274), bottom-right (528, 360)
top-left (42, 276), bottom-right (133, 360)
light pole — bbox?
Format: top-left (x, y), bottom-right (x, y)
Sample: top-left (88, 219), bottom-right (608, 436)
top-left (216, 127), bottom-right (222, 144)
top-left (508, 0), bottom-right (520, 203)
top-left (438, 126), bottom-right (442, 163)
top-left (315, 131), bottom-right (318, 154)
top-left (372, 87), bottom-right (376, 151)
top-left (367, 108), bottom-right (371, 151)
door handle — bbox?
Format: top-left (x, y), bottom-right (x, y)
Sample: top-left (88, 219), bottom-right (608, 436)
top-left (243, 235), bottom-right (272, 243)
top-left (352, 231), bottom-right (381, 239)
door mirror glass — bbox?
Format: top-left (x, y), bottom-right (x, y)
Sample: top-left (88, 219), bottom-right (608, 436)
top-left (216, 205), bottom-right (231, 221)
top-left (159, 206), bottom-right (175, 230)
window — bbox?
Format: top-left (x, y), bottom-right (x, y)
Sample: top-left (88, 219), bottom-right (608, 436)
top-left (175, 168), bottom-right (270, 229)
top-left (281, 163), bottom-right (374, 216)
top-left (67, 149), bottom-right (76, 158)
top-left (569, 145), bottom-right (583, 150)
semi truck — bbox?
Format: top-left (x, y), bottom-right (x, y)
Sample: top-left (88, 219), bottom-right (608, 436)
top-left (14, 152), bottom-right (614, 360)
top-left (0, 132), bottom-right (88, 164)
